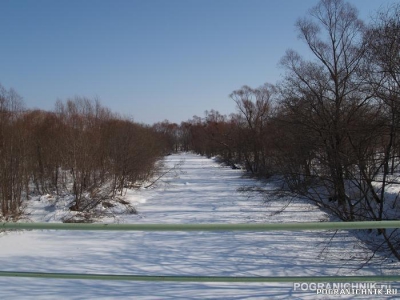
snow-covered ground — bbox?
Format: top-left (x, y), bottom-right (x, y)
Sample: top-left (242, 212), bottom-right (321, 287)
top-left (0, 153), bottom-right (398, 299)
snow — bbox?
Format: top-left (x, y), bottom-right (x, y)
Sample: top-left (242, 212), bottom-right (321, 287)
top-left (0, 153), bottom-right (398, 299)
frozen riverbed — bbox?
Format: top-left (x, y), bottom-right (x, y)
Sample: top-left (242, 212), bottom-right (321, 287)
top-left (0, 153), bottom-right (398, 299)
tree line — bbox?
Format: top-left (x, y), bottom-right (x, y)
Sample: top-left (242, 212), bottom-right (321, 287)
top-left (0, 90), bottom-right (172, 220)
top-left (157, 0), bottom-right (400, 259)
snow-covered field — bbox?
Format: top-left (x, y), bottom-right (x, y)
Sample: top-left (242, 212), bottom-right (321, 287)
top-left (0, 153), bottom-right (398, 299)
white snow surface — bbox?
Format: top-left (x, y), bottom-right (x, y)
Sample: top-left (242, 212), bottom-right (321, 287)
top-left (0, 153), bottom-right (398, 299)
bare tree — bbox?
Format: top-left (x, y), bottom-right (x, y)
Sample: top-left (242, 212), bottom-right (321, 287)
top-left (0, 84), bottom-right (26, 218)
top-left (279, 0), bottom-right (367, 219)
top-left (355, 4), bottom-right (400, 260)
top-left (229, 83), bottom-right (276, 176)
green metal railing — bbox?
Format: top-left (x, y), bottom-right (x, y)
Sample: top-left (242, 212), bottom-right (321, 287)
top-left (1, 221), bottom-right (400, 282)
top-left (2, 220), bottom-right (400, 231)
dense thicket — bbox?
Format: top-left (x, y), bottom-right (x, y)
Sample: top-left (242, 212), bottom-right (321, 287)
top-left (0, 93), bottom-right (170, 219)
top-left (164, 0), bottom-right (400, 259)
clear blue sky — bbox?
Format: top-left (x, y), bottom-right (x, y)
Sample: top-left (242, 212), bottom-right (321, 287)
top-left (0, 0), bottom-right (397, 124)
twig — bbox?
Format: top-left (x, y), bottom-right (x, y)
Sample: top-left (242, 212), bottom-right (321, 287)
top-left (144, 159), bottom-right (184, 189)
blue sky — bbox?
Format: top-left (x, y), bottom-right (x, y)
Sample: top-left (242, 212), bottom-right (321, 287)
top-left (0, 0), bottom-right (397, 124)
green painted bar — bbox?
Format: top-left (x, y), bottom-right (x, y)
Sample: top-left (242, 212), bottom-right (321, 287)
top-left (0, 271), bottom-right (399, 282)
top-left (1, 220), bottom-right (400, 231)
top-left (1, 221), bottom-right (399, 283)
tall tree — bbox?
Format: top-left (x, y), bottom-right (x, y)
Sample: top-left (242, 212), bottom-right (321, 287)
top-left (0, 84), bottom-right (26, 217)
top-left (230, 83), bottom-right (276, 176)
top-left (279, 0), bottom-right (367, 219)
